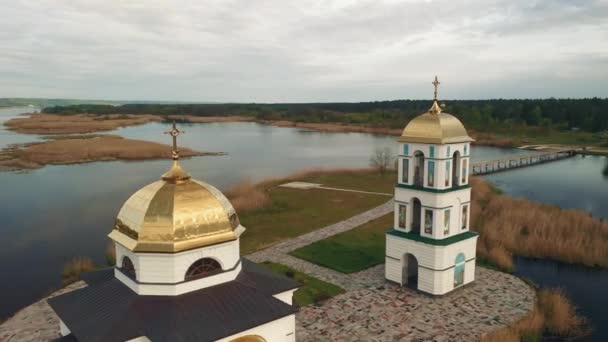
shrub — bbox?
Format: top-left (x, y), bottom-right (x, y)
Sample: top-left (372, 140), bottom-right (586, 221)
top-left (539, 289), bottom-right (587, 336)
top-left (225, 179), bottom-right (270, 212)
top-left (105, 242), bottom-right (116, 266)
top-left (482, 288), bottom-right (587, 341)
top-left (62, 257), bottom-right (95, 285)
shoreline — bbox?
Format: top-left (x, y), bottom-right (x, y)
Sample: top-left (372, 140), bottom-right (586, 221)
top-left (5, 112), bottom-right (608, 154)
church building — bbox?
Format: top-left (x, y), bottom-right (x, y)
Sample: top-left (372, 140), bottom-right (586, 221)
top-left (49, 123), bottom-right (300, 342)
top-left (385, 77), bottom-right (479, 295)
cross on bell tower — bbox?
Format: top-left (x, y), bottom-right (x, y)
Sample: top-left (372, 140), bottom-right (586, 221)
top-left (432, 76), bottom-right (440, 101)
top-left (429, 76), bottom-right (443, 114)
top-left (164, 121), bottom-right (185, 160)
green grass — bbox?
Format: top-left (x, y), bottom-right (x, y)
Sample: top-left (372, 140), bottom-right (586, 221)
top-left (260, 262), bottom-right (344, 306)
top-left (300, 170), bottom-right (396, 194)
top-left (239, 171), bottom-right (394, 255)
top-left (290, 214), bottom-right (393, 273)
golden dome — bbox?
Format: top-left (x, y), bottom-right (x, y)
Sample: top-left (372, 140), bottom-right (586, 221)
top-left (108, 163), bottom-right (240, 253)
top-left (109, 121), bottom-right (240, 253)
top-left (399, 100), bottom-right (474, 144)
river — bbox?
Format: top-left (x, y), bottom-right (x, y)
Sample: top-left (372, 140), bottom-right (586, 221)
top-left (0, 107), bottom-right (607, 341)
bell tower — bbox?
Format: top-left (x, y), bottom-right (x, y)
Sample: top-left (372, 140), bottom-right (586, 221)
top-left (385, 77), bottom-right (479, 295)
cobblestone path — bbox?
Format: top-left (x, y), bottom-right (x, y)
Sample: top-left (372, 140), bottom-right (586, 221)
top-left (297, 267), bottom-right (535, 342)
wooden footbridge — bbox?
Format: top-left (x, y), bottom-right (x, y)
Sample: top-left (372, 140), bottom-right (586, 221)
top-left (471, 148), bottom-right (583, 175)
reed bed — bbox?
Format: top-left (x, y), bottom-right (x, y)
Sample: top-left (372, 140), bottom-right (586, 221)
top-left (225, 179), bottom-right (270, 212)
top-left (471, 177), bottom-right (608, 270)
top-left (105, 242), bottom-right (116, 266)
top-left (481, 288), bottom-right (588, 341)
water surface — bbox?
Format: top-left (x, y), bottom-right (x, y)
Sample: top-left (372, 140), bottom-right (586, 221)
top-left (515, 257), bottom-right (608, 342)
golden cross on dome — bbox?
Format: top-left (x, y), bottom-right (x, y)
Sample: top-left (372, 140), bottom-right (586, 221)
top-left (164, 121), bottom-right (184, 160)
top-left (432, 76), bottom-right (440, 101)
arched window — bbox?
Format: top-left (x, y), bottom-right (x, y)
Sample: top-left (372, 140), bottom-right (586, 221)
top-left (121, 256), bottom-right (136, 280)
top-left (185, 258), bottom-right (222, 281)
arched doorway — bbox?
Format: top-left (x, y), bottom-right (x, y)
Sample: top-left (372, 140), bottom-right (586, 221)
top-left (454, 253), bottom-right (465, 287)
top-left (413, 151), bottom-right (425, 186)
top-left (402, 253), bottom-right (418, 288)
top-left (452, 151), bottom-right (461, 187)
top-left (411, 198), bottom-right (421, 234)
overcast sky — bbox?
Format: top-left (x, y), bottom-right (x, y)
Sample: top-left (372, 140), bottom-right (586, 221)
top-left (1, 0), bottom-right (607, 102)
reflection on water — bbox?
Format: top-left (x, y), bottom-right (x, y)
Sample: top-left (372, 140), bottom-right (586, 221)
top-left (0, 106), bottom-right (43, 148)
top-left (486, 154), bottom-right (608, 219)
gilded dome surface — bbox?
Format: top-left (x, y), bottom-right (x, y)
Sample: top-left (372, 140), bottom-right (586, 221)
top-left (108, 162), bottom-right (240, 253)
top-left (399, 101), bottom-right (474, 144)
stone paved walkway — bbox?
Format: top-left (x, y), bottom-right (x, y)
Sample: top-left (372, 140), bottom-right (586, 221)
top-left (296, 267), bottom-right (534, 342)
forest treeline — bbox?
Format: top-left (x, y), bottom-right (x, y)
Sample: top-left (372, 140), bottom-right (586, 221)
top-left (43, 98), bottom-right (608, 132)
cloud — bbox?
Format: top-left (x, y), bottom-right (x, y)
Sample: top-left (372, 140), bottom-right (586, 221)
top-left (0, 0), bottom-right (606, 101)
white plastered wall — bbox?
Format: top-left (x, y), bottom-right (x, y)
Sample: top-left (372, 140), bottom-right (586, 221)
top-left (385, 234), bottom-right (478, 295)
top-left (59, 320), bottom-right (70, 336)
top-left (115, 235), bottom-right (241, 284)
top-left (273, 289), bottom-right (296, 305)
top-left (114, 228), bottom-right (247, 295)
top-left (115, 262), bottom-right (242, 296)
top-left (397, 142), bottom-right (471, 189)
top-left (393, 187), bottom-right (471, 238)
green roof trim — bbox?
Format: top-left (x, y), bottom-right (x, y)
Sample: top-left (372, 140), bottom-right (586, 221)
top-left (395, 183), bottom-right (471, 193)
top-left (386, 229), bottom-right (478, 246)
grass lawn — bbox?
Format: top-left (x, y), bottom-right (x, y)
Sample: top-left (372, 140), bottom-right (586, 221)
top-left (299, 170), bottom-right (396, 194)
top-left (290, 214), bottom-right (392, 274)
top-left (239, 171), bottom-right (394, 255)
top-left (261, 262), bottom-right (344, 306)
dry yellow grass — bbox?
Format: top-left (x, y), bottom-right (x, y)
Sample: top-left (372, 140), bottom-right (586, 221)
top-left (4, 113), bottom-right (164, 134)
top-left (0, 135), bottom-right (210, 171)
top-left (482, 288), bottom-right (587, 341)
top-left (62, 257), bottom-right (94, 285)
top-left (225, 179), bottom-right (271, 212)
top-left (105, 242), bottom-right (116, 266)
top-left (539, 289), bottom-right (587, 336)
top-left (471, 177), bottom-right (608, 270)
top-left (488, 246), bottom-right (514, 272)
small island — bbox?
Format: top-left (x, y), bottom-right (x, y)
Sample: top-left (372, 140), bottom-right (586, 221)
top-left (0, 135), bottom-right (223, 171)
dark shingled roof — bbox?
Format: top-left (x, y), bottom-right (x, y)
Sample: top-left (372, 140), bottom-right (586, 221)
top-left (48, 258), bottom-right (299, 342)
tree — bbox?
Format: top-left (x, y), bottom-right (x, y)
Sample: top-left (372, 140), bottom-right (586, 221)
top-left (370, 147), bottom-right (394, 174)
